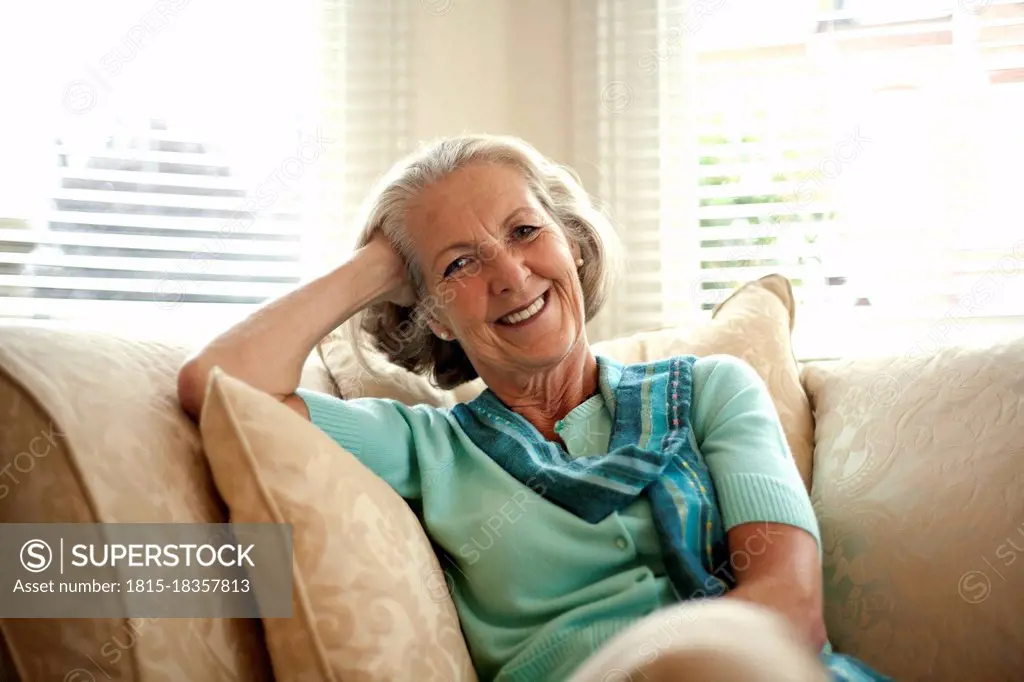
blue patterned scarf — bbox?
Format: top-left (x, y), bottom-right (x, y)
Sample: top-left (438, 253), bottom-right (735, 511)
top-left (452, 354), bottom-right (733, 600)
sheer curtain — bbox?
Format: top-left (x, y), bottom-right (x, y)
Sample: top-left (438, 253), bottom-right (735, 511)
top-left (569, 0), bottom-right (699, 344)
top-left (311, 0), bottom-right (414, 273)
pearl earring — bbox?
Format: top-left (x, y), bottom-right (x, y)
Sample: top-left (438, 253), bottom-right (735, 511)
top-left (575, 258), bottom-right (584, 267)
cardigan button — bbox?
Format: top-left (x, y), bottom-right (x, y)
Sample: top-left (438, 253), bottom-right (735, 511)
top-left (615, 537), bottom-right (628, 550)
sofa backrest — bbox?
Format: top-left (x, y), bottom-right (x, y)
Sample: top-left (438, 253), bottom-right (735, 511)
top-left (802, 336), bottom-right (1024, 681)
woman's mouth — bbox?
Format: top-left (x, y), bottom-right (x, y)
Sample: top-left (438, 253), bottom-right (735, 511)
top-left (497, 290), bottom-right (549, 327)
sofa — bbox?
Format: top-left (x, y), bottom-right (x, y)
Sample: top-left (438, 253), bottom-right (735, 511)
top-left (1, 275), bottom-right (1022, 682)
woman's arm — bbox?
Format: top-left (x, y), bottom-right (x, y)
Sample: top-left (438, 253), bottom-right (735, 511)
top-left (176, 233), bottom-right (411, 421)
top-left (690, 355), bottom-right (827, 651)
top-left (724, 522), bottom-right (827, 651)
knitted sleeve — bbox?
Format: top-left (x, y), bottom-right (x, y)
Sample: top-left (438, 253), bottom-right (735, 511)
top-left (293, 389), bottom-right (433, 500)
top-left (689, 355), bottom-right (821, 549)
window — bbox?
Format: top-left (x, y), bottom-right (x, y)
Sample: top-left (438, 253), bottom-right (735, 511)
top-left (571, 0), bottom-right (1024, 358)
top-left (0, 0), bottom-right (411, 342)
top-left (690, 0), bottom-right (1024, 358)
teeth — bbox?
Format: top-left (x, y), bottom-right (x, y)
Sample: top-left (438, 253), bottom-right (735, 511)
top-left (500, 294), bottom-right (545, 325)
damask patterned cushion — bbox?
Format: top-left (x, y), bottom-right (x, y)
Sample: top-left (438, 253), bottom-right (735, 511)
top-left (198, 368), bottom-right (477, 682)
top-left (318, 326), bottom-right (456, 407)
top-left (804, 337), bottom-right (1024, 681)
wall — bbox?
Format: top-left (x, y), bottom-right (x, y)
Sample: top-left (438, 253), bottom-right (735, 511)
top-left (410, 0), bottom-right (571, 163)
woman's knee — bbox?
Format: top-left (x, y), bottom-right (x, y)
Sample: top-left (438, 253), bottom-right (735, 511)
top-left (569, 599), bottom-right (828, 682)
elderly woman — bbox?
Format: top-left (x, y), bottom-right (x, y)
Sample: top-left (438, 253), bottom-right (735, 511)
top-left (178, 135), bottom-right (892, 682)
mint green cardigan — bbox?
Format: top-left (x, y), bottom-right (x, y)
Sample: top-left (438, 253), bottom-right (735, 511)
top-left (296, 354), bottom-right (819, 682)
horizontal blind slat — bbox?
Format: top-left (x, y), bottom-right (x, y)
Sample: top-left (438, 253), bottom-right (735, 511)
top-left (0, 298), bottom-right (262, 327)
top-left (2, 252), bottom-right (302, 278)
top-left (0, 275), bottom-right (293, 298)
top-left (55, 144), bottom-right (240, 167)
top-left (0, 228), bottom-right (300, 256)
top-left (52, 189), bottom-right (303, 214)
top-left (55, 168), bottom-right (274, 191)
top-left (42, 210), bottom-right (302, 235)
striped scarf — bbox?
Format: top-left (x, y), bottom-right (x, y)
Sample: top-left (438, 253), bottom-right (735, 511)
top-left (451, 354), bottom-right (733, 600)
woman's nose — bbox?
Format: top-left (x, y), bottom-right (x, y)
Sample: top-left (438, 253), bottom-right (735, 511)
top-left (487, 247), bottom-right (531, 296)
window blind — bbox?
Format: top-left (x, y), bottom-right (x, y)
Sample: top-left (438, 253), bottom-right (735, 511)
top-left (312, 0), bottom-right (414, 270)
top-left (0, 120), bottom-right (309, 330)
top-left (0, 0), bottom-right (413, 340)
top-left (569, 0), bottom-right (696, 343)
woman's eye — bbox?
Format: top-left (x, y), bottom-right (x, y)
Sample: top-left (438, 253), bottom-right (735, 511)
top-left (443, 257), bottom-right (469, 279)
top-left (513, 225), bottom-right (539, 240)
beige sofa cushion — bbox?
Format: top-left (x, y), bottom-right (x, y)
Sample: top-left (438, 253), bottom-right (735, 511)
top-left (319, 274), bottom-right (815, 490)
top-left (0, 325), bottom-right (272, 682)
top-left (318, 328), bottom-right (455, 407)
top-left (198, 368), bottom-right (477, 682)
top-left (803, 337), bottom-right (1024, 682)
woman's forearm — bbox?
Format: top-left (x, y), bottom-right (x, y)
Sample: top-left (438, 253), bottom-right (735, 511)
top-left (177, 241), bottom-right (398, 420)
top-left (722, 522), bottom-right (827, 651)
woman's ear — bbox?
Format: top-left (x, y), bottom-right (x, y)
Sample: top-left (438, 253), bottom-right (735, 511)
top-left (428, 319), bottom-right (454, 342)
top-left (570, 240), bottom-right (585, 269)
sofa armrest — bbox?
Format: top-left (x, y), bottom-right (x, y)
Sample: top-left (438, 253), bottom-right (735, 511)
top-left (0, 323), bottom-right (224, 523)
top-left (0, 323), bottom-right (272, 681)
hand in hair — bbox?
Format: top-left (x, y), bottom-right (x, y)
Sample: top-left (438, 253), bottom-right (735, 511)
top-left (366, 231), bottom-right (417, 307)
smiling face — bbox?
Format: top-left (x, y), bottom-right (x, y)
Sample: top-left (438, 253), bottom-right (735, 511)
top-left (404, 161), bottom-right (587, 379)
